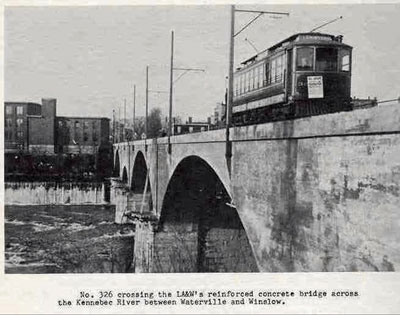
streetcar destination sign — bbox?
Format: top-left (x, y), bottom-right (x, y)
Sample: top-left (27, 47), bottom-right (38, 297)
top-left (307, 76), bottom-right (324, 98)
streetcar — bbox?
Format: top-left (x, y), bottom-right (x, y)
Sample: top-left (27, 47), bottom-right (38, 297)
top-left (232, 32), bottom-right (352, 124)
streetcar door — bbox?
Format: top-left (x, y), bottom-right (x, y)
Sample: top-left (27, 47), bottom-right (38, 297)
top-left (286, 49), bottom-right (293, 101)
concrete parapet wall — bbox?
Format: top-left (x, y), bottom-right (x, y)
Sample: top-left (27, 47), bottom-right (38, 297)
top-left (233, 115), bottom-right (400, 272)
top-left (233, 104), bottom-right (400, 141)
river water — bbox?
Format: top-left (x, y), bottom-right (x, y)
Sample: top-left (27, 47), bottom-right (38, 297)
top-left (4, 204), bottom-right (134, 274)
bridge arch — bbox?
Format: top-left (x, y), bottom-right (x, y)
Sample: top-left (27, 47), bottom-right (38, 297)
top-left (121, 166), bottom-right (128, 184)
top-left (113, 149), bottom-right (120, 177)
top-left (131, 151), bottom-right (148, 193)
top-left (153, 155), bottom-right (258, 273)
top-left (130, 150), bottom-right (153, 213)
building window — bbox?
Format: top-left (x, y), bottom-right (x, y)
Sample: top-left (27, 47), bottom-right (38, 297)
top-left (16, 118), bottom-right (24, 127)
top-left (75, 121), bottom-right (80, 128)
top-left (92, 121), bottom-right (97, 129)
top-left (83, 133), bottom-right (88, 142)
top-left (84, 121), bottom-right (89, 129)
top-left (6, 106), bottom-right (13, 115)
top-left (17, 106), bottom-right (23, 115)
top-left (6, 118), bottom-right (13, 127)
top-left (92, 132), bottom-right (98, 142)
top-left (17, 131), bottom-right (24, 140)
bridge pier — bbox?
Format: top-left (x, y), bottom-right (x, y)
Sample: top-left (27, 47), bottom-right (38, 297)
top-left (110, 178), bottom-right (128, 224)
top-left (133, 220), bottom-right (157, 273)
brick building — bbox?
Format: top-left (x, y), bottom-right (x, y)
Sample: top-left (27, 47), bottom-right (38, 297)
top-left (28, 98), bottom-right (57, 154)
top-left (56, 116), bottom-right (110, 154)
top-left (4, 98), bottom-right (110, 155)
top-left (172, 117), bottom-right (210, 135)
top-left (4, 101), bottom-right (41, 153)
top-left (4, 98), bottom-right (111, 179)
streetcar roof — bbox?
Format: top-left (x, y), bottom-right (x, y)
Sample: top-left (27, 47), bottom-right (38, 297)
top-left (241, 32), bottom-right (351, 66)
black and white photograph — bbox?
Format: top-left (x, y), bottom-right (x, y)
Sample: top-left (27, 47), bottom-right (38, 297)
top-left (1, 1), bottom-right (400, 313)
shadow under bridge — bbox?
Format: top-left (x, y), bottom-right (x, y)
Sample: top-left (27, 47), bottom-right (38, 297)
top-left (152, 155), bottom-right (258, 273)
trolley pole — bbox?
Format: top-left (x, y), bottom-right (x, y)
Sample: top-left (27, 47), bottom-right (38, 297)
top-left (168, 30), bottom-right (174, 154)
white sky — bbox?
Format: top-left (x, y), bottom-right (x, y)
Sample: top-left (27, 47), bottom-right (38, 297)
top-left (4, 4), bottom-right (400, 120)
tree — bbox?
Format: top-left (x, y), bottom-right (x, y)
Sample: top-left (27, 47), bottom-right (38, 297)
top-left (147, 108), bottom-right (163, 139)
top-left (133, 117), bottom-right (145, 139)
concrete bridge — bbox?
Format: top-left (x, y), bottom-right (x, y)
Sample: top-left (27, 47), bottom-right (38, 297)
top-left (111, 104), bottom-right (400, 273)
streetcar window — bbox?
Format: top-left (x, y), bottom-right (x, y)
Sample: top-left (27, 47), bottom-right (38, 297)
top-left (339, 49), bottom-right (350, 71)
top-left (259, 66), bottom-right (263, 88)
top-left (276, 56), bottom-right (283, 82)
top-left (260, 65), bottom-right (265, 87)
top-left (296, 47), bottom-right (314, 71)
top-left (234, 77), bottom-right (238, 96)
top-left (246, 71), bottom-right (250, 92)
top-left (316, 47), bottom-right (338, 71)
top-left (249, 69), bottom-right (253, 91)
top-left (265, 63), bottom-right (269, 85)
top-left (270, 59), bottom-right (276, 83)
top-left (251, 68), bottom-right (255, 90)
top-left (268, 55), bottom-right (284, 84)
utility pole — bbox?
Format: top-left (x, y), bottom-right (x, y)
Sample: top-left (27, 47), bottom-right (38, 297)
top-left (225, 5), bottom-right (235, 162)
top-left (167, 31), bottom-right (205, 154)
top-left (112, 109), bottom-right (115, 144)
top-left (133, 84), bottom-right (136, 139)
top-left (124, 98), bottom-right (126, 142)
top-left (145, 65), bottom-right (149, 150)
top-left (168, 30), bottom-right (174, 154)
top-left (118, 106), bottom-right (121, 143)
top-left (225, 5), bottom-right (289, 171)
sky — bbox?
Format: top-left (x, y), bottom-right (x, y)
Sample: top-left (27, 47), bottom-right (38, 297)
top-left (4, 4), bottom-right (400, 121)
